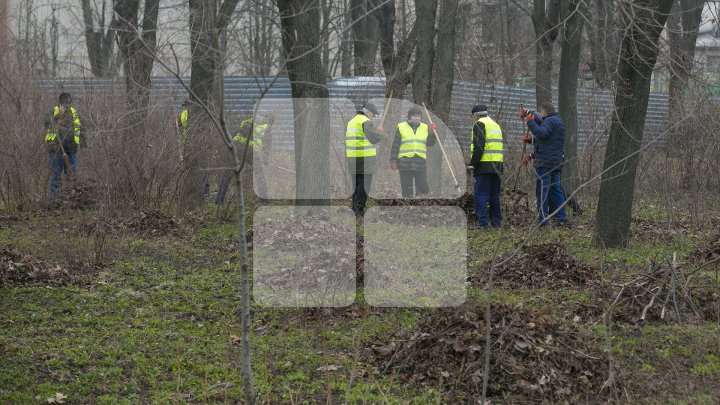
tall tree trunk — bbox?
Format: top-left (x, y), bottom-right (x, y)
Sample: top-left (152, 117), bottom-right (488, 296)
top-left (186, 0), bottom-right (240, 210)
top-left (593, 0), bottom-right (674, 248)
top-left (351, 0), bottom-right (381, 75)
top-left (189, 0), bottom-right (218, 111)
top-left (82, 0), bottom-right (117, 77)
top-left (412, 0), bottom-right (438, 105)
top-left (0, 0), bottom-right (9, 51)
top-left (587, 0), bottom-right (620, 88)
top-left (385, 24), bottom-right (417, 100)
top-left (427, 0), bottom-right (459, 195)
top-left (113, 0), bottom-right (159, 204)
top-left (320, 0), bottom-right (332, 74)
top-left (379, 0), bottom-right (396, 78)
top-left (532, 0), bottom-right (561, 107)
top-left (341, 0), bottom-right (353, 76)
top-left (558, 0), bottom-right (585, 201)
top-left (667, 0), bottom-right (704, 147)
top-left (278, 0), bottom-right (331, 201)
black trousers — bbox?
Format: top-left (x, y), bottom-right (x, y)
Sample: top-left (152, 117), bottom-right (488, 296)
top-left (399, 170), bottom-right (429, 198)
top-left (351, 173), bottom-right (373, 213)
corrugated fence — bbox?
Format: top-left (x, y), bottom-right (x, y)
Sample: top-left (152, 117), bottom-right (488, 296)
top-left (41, 76), bottom-right (669, 151)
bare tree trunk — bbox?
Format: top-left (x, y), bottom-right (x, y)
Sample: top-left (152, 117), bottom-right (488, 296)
top-left (427, 0), bottom-right (459, 195)
top-left (81, 0), bottom-right (117, 77)
top-left (278, 0), bottom-right (331, 201)
top-left (0, 0), bottom-right (9, 51)
top-left (385, 25), bottom-right (417, 100)
top-left (185, 0), bottom-right (240, 210)
top-left (431, 0), bottom-right (459, 123)
top-left (412, 0), bottom-right (437, 105)
top-left (379, 0), bottom-right (417, 99)
top-left (350, 0), bottom-right (382, 75)
top-left (232, 169), bottom-right (254, 405)
top-left (532, 0), bottom-right (561, 107)
top-left (341, 0), bottom-right (353, 76)
top-left (321, 0), bottom-right (332, 74)
top-left (558, 0), bottom-right (585, 201)
top-left (379, 0), bottom-right (396, 78)
top-left (593, 0), bottom-right (674, 248)
top-left (587, 0), bottom-right (620, 88)
top-left (667, 0), bottom-right (704, 147)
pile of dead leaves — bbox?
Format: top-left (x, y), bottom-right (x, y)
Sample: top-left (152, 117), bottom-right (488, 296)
top-left (470, 243), bottom-right (600, 289)
top-left (126, 210), bottom-right (179, 235)
top-left (0, 246), bottom-right (72, 287)
top-left (369, 302), bottom-right (615, 403)
top-left (56, 178), bottom-right (100, 210)
top-left (502, 189), bottom-right (533, 226)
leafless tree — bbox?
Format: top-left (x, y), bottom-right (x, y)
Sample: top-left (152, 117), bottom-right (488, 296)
top-left (81, 0), bottom-right (117, 77)
top-left (277, 0), bottom-right (331, 200)
top-left (411, 0), bottom-right (460, 195)
top-left (532, 0), bottom-right (561, 107)
top-left (666, 0), bottom-right (705, 147)
top-left (586, 0), bottom-right (621, 88)
top-left (593, 0), bottom-right (675, 248)
top-left (351, 0), bottom-right (382, 75)
top-left (558, 0), bottom-right (586, 202)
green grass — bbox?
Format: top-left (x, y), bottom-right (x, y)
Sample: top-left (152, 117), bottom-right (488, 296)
top-left (1, 198), bottom-right (719, 403)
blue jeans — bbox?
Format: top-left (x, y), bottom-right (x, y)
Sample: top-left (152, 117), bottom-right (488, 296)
top-left (48, 151), bottom-right (77, 200)
top-left (473, 173), bottom-right (502, 228)
top-left (534, 166), bottom-right (567, 225)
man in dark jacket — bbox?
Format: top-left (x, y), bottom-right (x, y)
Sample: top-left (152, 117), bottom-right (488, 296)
top-left (389, 106), bottom-right (436, 198)
top-left (521, 102), bottom-right (567, 226)
top-left (467, 104), bottom-right (504, 229)
top-left (44, 92), bottom-right (83, 202)
top-left (346, 102), bottom-right (385, 216)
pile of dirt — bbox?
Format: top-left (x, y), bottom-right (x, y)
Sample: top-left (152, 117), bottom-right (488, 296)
top-left (369, 302), bottom-right (615, 403)
top-left (56, 178), bottom-right (99, 210)
top-left (583, 260), bottom-right (720, 324)
top-left (0, 246), bottom-right (73, 287)
top-left (470, 243), bottom-right (600, 289)
top-left (126, 210), bottom-right (179, 235)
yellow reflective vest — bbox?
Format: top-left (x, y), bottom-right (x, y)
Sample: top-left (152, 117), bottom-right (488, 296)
top-left (45, 106), bottom-right (81, 145)
top-left (471, 116), bottom-right (503, 162)
top-left (397, 122), bottom-right (429, 159)
top-left (233, 118), bottom-right (268, 150)
top-left (178, 108), bottom-right (189, 140)
top-left (345, 114), bottom-right (376, 158)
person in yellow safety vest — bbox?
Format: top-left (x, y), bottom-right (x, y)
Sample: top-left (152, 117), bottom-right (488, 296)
top-left (467, 104), bottom-right (504, 230)
top-left (389, 106), bottom-right (437, 198)
top-left (44, 92), bottom-right (83, 202)
top-left (216, 112), bottom-right (274, 202)
top-left (176, 100), bottom-right (189, 142)
top-left (346, 102), bottom-right (385, 217)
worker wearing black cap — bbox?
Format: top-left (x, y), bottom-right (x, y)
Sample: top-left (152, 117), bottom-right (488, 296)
top-left (345, 102), bottom-right (385, 216)
top-left (467, 104), bottom-right (504, 229)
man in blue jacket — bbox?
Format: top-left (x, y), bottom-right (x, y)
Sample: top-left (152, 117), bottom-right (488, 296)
top-left (521, 102), bottom-right (567, 226)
